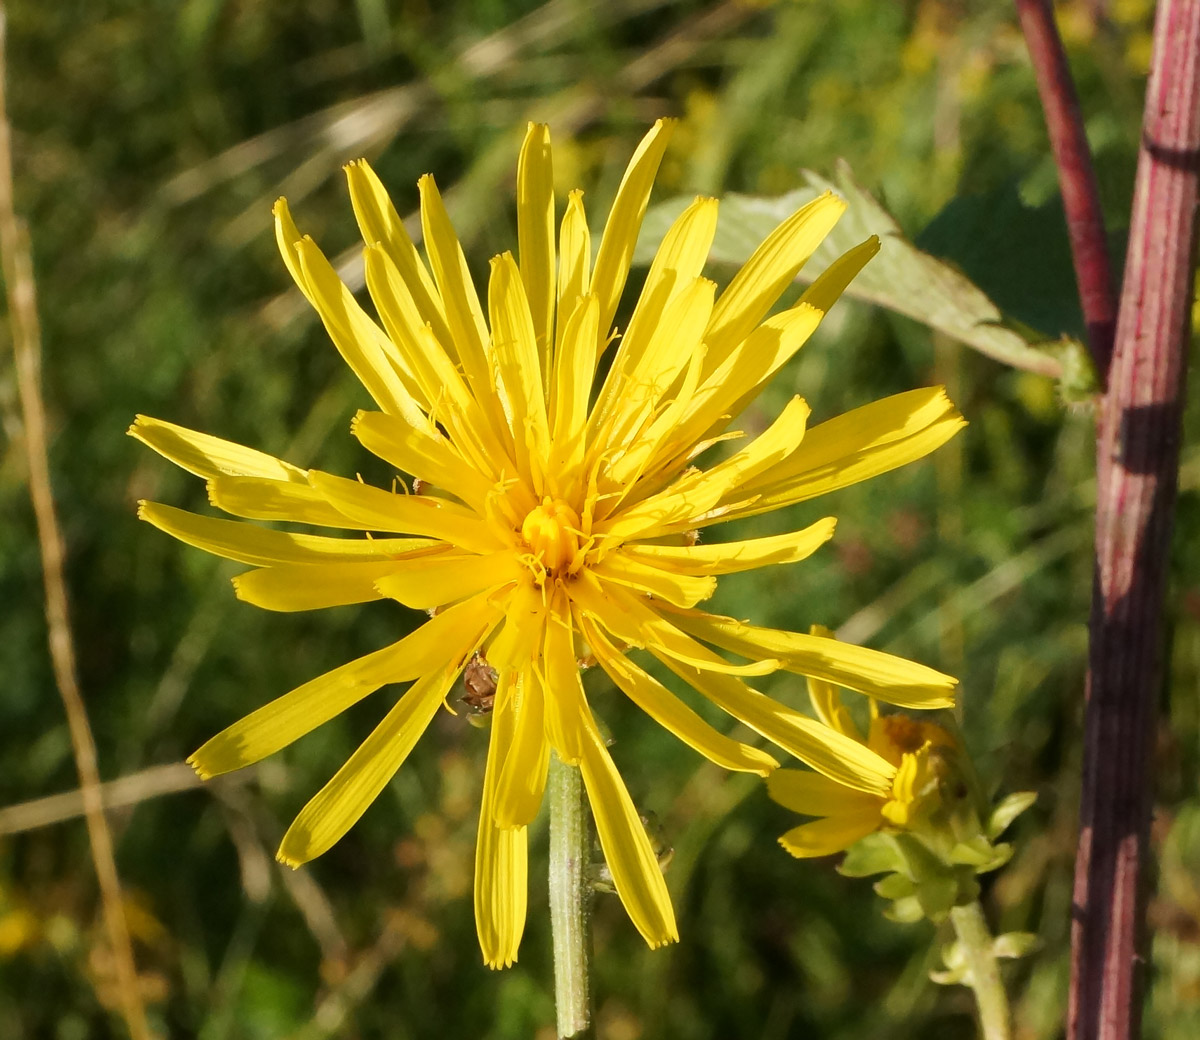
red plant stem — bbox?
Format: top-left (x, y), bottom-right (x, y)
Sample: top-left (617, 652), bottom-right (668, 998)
top-left (1069, 3), bottom-right (1200, 1039)
top-left (1015, 0), bottom-right (1118, 382)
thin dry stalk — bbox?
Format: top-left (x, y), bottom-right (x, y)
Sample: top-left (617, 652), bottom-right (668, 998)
top-left (1069, 2), bottom-right (1200, 1038)
top-left (0, 9), bottom-right (153, 1039)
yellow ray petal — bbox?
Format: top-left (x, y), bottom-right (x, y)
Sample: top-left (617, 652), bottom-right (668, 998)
top-left (581, 614), bottom-right (777, 776)
top-left (493, 668), bottom-right (550, 829)
top-left (575, 579), bottom-right (893, 794)
top-left (556, 189), bottom-right (591, 345)
top-left (362, 247), bottom-right (502, 476)
top-left (658, 658), bottom-right (895, 795)
top-left (351, 409), bottom-right (489, 511)
top-left (234, 558), bottom-right (436, 611)
top-left (276, 657), bottom-right (464, 867)
top-left (645, 304), bottom-right (824, 474)
top-left (547, 293), bottom-right (599, 494)
top-left (728, 386), bottom-right (967, 518)
top-left (646, 240), bottom-right (880, 481)
top-left (129, 415), bottom-right (307, 482)
top-left (597, 396), bottom-right (810, 544)
top-left (306, 470), bottom-right (506, 553)
top-left (592, 552), bottom-right (716, 609)
top-left (137, 501), bottom-right (436, 567)
top-left (374, 552), bottom-right (521, 610)
top-left (273, 197), bottom-right (315, 308)
top-left (571, 572), bottom-right (774, 676)
top-left (623, 196), bottom-right (719, 364)
top-left (293, 237), bottom-right (425, 421)
top-left (189, 591), bottom-right (503, 779)
top-left (666, 608), bottom-right (957, 710)
top-left (778, 813), bottom-right (882, 859)
top-left (766, 769), bottom-right (882, 817)
top-left (593, 196), bottom-right (718, 424)
top-left (703, 191), bottom-right (846, 372)
top-left (208, 475), bottom-right (366, 528)
top-left (602, 343), bottom-right (705, 495)
top-left (804, 624), bottom-right (862, 740)
top-left (798, 235), bottom-right (883, 314)
top-left (541, 587), bottom-right (589, 765)
top-left (623, 517), bottom-right (836, 576)
top-left (474, 666), bottom-right (528, 969)
top-left (344, 158), bottom-right (452, 350)
top-left (418, 174), bottom-right (507, 434)
top-left (675, 394), bottom-right (811, 502)
top-left (592, 276), bottom-right (715, 453)
top-left (488, 252), bottom-right (551, 471)
top-left (516, 123), bottom-right (555, 375)
top-left (578, 726), bottom-right (678, 949)
top-left (590, 119), bottom-right (674, 347)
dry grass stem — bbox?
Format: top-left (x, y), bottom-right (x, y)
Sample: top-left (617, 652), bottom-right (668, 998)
top-left (0, 8), bottom-right (154, 1038)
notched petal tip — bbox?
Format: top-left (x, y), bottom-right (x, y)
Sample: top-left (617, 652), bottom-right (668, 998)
top-left (483, 951), bottom-right (518, 970)
top-left (185, 753), bottom-right (213, 783)
top-left (777, 835), bottom-right (805, 860)
top-left (275, 849), bottom-right (303, 870)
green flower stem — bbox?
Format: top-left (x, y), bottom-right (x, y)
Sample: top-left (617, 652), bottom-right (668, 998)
top-left (548, 752), bottom-right (594, 1039)
top-left (950, 902), bottom-right (1012, 1040)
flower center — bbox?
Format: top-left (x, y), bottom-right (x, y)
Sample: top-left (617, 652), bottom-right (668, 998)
top-left (520, 497), bottom-right (583, 575)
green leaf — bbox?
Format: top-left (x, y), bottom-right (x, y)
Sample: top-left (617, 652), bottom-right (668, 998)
top-left (912, 875), bottom-right (958, 923)
top-left (884, 895), bottom-right (925, 924)
top-left (837, 832), bottom-right (905, 878)
top-left (873, 872), bottom-right (916, 900)
top-left (986, 791), bottom-right (1038, 840)
top-left (993, 932), bottom-right (1041, 959)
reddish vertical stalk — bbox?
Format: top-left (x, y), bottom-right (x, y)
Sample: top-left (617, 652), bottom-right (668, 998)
top-left (1014, 0), bottom-right (1118, 382)
top-left (1069, 3), bottom-right (1200, 1039)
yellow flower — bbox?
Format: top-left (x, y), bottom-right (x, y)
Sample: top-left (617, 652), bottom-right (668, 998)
top-left (131, 121), bottom-right (963, 967)
top-left (768, 626), bottom-right (957, 859)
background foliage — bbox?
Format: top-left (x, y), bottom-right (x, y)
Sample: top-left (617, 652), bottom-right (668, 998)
top-left (2, 1), bottom-right (1196, 1037)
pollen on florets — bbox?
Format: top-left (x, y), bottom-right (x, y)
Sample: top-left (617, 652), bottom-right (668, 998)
top-left (520, 497), bottom-right (583, 577)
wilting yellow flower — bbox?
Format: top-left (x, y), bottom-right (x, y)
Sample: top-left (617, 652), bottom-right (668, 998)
top-left (132, 121), bottom-right (963, 967)
top-left (768, 626), bottom-right (957, 858)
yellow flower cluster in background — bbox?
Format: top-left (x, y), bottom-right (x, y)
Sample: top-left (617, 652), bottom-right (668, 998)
top-left (132, 121), bottom-right (963, 967)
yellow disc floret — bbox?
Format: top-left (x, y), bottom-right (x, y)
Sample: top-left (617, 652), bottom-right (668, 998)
top-left (520, 497), bottom-right (583, 576)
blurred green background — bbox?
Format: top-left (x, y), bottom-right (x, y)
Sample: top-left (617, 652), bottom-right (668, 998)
top-left (2, 0), bottom-right (1197, 1037)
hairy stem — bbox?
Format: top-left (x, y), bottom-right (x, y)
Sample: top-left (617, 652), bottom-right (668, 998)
top-left (1070, 3), bottom-right (1200, 1039)
top-left (548, 753), bottom-right (594, 1039)
top-left (950, 902), bottom-right (1013, 1040)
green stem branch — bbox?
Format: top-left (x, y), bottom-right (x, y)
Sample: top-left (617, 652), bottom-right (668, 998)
top-left (950, 902), bottom-right (1012, 1040)
top-left (548, 753), bottom-right (593, 1039)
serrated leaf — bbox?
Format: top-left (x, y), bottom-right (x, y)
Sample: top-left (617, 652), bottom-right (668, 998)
top-left (635, 163), bottom-right (1099, 393)
top-left (987, 791), bottom-right (1038, 840)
